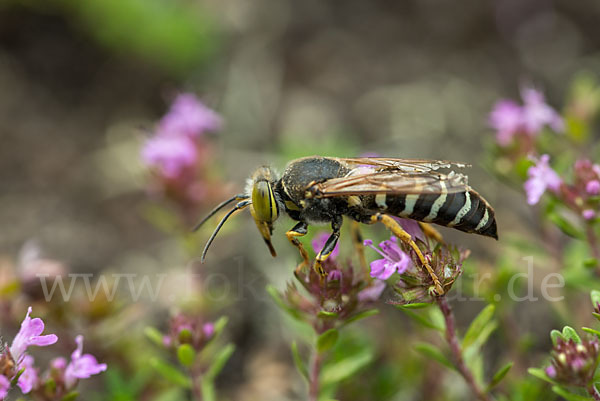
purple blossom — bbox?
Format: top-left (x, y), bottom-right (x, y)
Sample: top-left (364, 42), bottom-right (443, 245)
top-left (17, 355), bottom-right (37, 394)
top-left (586, 180), bottom-right (600, 195)
top-left (311, 232), bottom-right (340, 260)
top-left (363, 237), bottom-right (412, 280)
top-left (521, 87), bottom-right (564, 134)
top-left (489, 87), bottom-right (564, 146)
top-left (202, 323), bottom-right (215, 339)
top-left (545, 365), bottom-right (557, 378)
top-left (489, 100), bottom-right (523, 146)
top-left (583, 209), bottom-right (596, 220)
top-left (357, 279), bottom-right (386, 302)
top-left (141, 134), bottom-right (198, 179)
top-left (64, 335), bottom-right (107, 388)
top-left (394, 217), bottom-right (426, 243)
top-left (327, 269), bottom-right (342, 282)
top-left (0, 375), bottom-right (9, 399)
top-left (158, 94), bottom-right (222, 138)
top-left (50, 357), bottom-right (67, 371)
top-left (524, 155), bottom-right (562, 205)
top-left (10, 307), bottom-right (58, 363)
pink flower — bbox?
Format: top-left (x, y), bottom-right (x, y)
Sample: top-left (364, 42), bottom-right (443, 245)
top-left (141, 135), bottom-right (198, 179)
top-left (524, 155), bottom-right (562, 205)
top-left (489, 87), bottom-right (564, 146)
top-left (50, 357), bottom-right (67, 371)
top-left (202, 323), bottom-right (215, 339)
top-left (545, 365), bottom-right (557, 378)
top-left (586, 180), bottom-right (600, 195)
top-left (64, 335), bottom-right (107, 388)
top-left (327, 269), bottom-right (342, 282)
top-left (363, 237), bottom-right (412, 280)
top-left (17, 355), bottom-right (37, 394)
top-left (158, 94), bottom-right (222, 138)
top-left (583, 209), bottom-right (596, 220)
top-left (357, 279), bottom-right (386, 302)
top-left (0, 375), bottom-right (9, 399)
top-left (489, 100), bottom-right (523, 146)
top-left (10, 307), bottom-right (58, 363)
top-left (311, 232), bottom-right (340, 260)
top-left (521, 87), bottom-right (564, 134)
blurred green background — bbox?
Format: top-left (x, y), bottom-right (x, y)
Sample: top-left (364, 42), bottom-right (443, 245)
top-left (1, 0), bottom-right (600, 400)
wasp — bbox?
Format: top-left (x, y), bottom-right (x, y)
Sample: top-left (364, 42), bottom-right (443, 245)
top-left (195, 156), bottom-right (497, 295)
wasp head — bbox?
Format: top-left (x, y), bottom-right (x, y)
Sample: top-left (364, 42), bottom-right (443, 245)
top-left (248, 167), bottom-right (279, 257)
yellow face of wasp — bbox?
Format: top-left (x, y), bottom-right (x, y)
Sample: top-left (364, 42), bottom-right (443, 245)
top-left (251, 180), bottom-right (278, 223)
top-left (249, 167), bottom-right (278, 257)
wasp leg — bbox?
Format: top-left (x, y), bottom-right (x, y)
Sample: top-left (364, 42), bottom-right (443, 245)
top-left (350, 221), bottom-right (369, 279)
top-left (371, 214), bottom-right (444, 296)
top-left (286, 222), bottom-right (310, 274)
top-left (419, 222), bottom-right (444, 243)
top-left (314, 218), bottom-right (342, 278)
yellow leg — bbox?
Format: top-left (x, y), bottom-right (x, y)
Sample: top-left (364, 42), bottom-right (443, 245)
top-left (419, 222), bottom-right (444, 243)
top-left (371, 214), bottom-right (444, 296)
top-left (286, 222), bottom-right (310, 274)
top-left (350, 221), bottom-right (370, 280)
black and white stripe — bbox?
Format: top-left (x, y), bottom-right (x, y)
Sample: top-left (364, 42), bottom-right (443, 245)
top-left (375, 188), bottom-right (497, 239)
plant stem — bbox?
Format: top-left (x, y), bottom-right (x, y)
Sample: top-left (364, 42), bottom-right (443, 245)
top-left (589, 383), bottom-right (600, 401)
top-left (437, 296), bottom-right (494, 401)
top-left (309, 351), bottom-right (323, 401)
top-left (191, 365), bottom-right (204, 401)
top-left (586, 224), bottom-right (600, 259)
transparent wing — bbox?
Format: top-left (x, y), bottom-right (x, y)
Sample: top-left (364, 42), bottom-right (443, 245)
top-left (307, 170), bottom-right (469, 198)
top-left (334, 157), bottom-right (470, 173)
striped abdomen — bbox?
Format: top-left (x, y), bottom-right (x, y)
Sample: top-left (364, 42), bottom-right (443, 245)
top-left (367, 189), bottom-right (497, 239)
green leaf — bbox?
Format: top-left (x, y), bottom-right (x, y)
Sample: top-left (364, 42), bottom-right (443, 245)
top-left (60, 392), bottom-right (79, 401)
top-left (201, 378), bottom-right (216, 401)
top-left (462, 305), bottom-right (495, 349)
top-left (551, 385), bottom-right (592, 401)
top-left (528, 367), bottom-right (557, 385)
top-left (550, 329), bottom-right (564, 346)
top-left (291, 341), bottom-right (308, 381)
top-left (342, 309), bottom-right (379, 327)
top-left (400, 308), bottom-right (444, 331)
top-left (177, 344), bottom-right (196, 368)
top-left (414, 342), bottom-right (455, 370)
top-left (584, 258), bottom-right (599, 269)
top-left (321, 349), bottom-right (373, 386)
top-left (562, 326), bottom-right (581, 343)
top-left (583, 327), bottom-right (600, 337)
top-left (397, 302), bottom-right (432, 309)
top-left (10, 368), bottom-right (24, 386)
top-left (266, 285), bottom-right (304, 321)
top-left (150, 358), bottom-right (191, 388)
top-left (213, 316), bottom-right (229, 337)
top-left (591, 290), bottom-right (600, 306)
top-left (547, 212), bottom-right (583, 239)
top-left (145, 327), bottom-right (165, 348)
top-left (205, 344), bottom-right (235, 381)
top-left (486, 362), bottom-right (513, 392)
top-left (317, 329), bottom-right (339, 353)
top-left (317, 310), bottom-right (339, 319)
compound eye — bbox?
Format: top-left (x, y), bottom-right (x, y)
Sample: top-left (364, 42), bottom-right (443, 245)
top-left (252, 181), bottom-right (278, 223)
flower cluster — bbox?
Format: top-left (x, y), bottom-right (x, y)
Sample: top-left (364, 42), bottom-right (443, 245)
top-left (489, 87), bottom-right (563, 148)
top-left (363, 220), bottom-right (467, 304)
top-left (279, 233), bottom-right (384, 329)
top-left (0, 308), bottom-right (105, 400)
top-left (545, 335), bottom-right (599, 387)
top-left (141, 93), bottom-right (224, 216)
top-left (162, 313), bottom-right (216, 352)
top-left (524, 155), bottom-right (600, 221)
